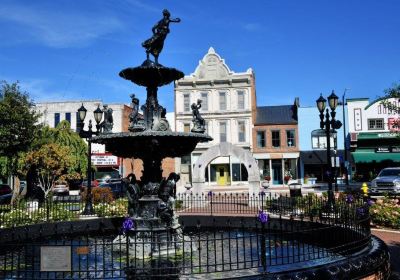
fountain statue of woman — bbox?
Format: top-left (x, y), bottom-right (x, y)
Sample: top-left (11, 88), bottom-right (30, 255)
top-left (142, 9), bottom-right (181, 65)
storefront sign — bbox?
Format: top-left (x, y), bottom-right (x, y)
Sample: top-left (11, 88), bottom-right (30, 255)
top-left (40, 246), bottom-right (71, 271)
top-left (391, 147), bottom-right (400, 153)
top-left (375, 147), bottom-right (390, 153)
top-left (91, 154), bottom-right (119, 166)
top-left (375, 147), bottom-right (400, 153)
top-left (377, 132), bottom-right (398, 138)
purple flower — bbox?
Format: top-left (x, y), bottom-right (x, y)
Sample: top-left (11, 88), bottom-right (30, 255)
top-left (258, 210), bottom-right (269, 224)
top-left (207, 191), bottom-right (213, 197)
top-left (122, 217), bottom-right (134, 233)
top-left (346, 194), bottom-right (354, 204)
top-left (367, 199), bottom-right (374, 206)
top-left (356, 207), bottom-right (365, 217)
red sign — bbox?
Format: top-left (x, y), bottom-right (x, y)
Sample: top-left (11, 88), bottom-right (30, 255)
top-left (388, 118), bottom-right (400, 131)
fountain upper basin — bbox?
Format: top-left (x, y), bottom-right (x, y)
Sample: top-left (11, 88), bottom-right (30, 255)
top-left (92, 130), bottom-right (212, 158)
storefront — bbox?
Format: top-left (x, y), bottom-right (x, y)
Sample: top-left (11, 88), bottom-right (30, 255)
top-left (203, 156), bottom-right (249, 186)
top-left (352, 132), bottom-right (400, 180)
top-left (256, 153), bottom-right (299, 185)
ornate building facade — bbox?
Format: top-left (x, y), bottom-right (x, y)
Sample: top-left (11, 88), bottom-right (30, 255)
top-left (174, 47), bottom-right (259, 192)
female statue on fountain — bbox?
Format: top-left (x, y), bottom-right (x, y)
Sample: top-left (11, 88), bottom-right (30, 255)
top-left (142, 9), bottom-right (181, 64)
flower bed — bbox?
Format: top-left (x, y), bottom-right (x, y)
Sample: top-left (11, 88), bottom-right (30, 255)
top-left (369, 197), bottom-right (400, 229)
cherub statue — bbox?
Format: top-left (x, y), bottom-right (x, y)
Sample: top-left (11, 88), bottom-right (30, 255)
top-left (142, 9), bottom-right (181, 64)
top-left (128, 94), bottom-right (145, 132)
top-left (191, 99), bottom-right (206, 133)
top-left (123, 173), bottom-right (141, 217)
top-left (100, 104), bottom-right (113, 133)
top-left (158, 172), bottom-right (180, 226)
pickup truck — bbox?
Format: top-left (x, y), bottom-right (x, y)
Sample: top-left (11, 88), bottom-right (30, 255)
top-left (370, 167), bottom-right (400, 194)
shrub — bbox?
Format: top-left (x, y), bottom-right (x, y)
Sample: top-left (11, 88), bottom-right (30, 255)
top-left (370, 197), bottom-right (400, 229)
top-left (94, 198), bottom-right (127, 217)
top-left (81, 187), bottom-right (114, 204)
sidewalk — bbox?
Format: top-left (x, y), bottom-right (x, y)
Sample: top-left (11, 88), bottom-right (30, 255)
top-left (372, 228), bottom-right (400, 279)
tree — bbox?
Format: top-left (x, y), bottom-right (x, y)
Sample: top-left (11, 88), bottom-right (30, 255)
top-left (380, 82), bottom-right (400, 114)
top-left (22, 143), bottom-right (74, 197)
top-left (0, 81), bottom-right (41, 200)
top-left (53, 120), bottom-right (88, 180)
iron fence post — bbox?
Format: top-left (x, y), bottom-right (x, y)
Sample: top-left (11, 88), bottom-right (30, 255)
top-left (261, 222), bottom-right (267, 273)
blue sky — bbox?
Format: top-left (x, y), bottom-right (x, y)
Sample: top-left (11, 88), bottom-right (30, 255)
top-left (1, 0), bottom-right (399, 112)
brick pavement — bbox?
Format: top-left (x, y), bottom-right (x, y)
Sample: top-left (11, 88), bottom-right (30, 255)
top-left (372, 229), bottom-right (400, 280)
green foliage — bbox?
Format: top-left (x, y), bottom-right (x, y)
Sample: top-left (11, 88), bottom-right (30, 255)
top-left (54, 121), bottom-right (88, 179)
top-left (370, 197), bottom-right (400, 229)
top-left (0, 205), bottom-right (78, 228)
top-left (21, 143), bottom-right (74, 197)
top-left (28, 121), bottom-right (88, 181)
top-left (175, 200), bottom-right (183, 210)
top-left (380, 82), bottom-right (400, 114)
top-left (93, 198), bottom-right (128, 217)
top-left (0, 81), bottom-right (41, 176)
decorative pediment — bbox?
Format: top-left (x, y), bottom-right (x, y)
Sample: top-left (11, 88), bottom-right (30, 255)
top-left (193, 47), bottom-right (232, 80)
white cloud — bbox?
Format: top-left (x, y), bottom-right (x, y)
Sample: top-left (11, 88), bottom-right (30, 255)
top-left (0, 3), bottom-right (123, 48)
top-left (123, 0), bottom-right (160, 14)
top-left (242, 23), bottom-right (261, 32)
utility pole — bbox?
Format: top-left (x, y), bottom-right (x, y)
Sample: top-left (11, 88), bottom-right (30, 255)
top-left (342, 88), bottom-right (350, 186)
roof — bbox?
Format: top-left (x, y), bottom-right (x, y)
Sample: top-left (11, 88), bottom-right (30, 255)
top-left (255, 105), bottom-right (297, 125)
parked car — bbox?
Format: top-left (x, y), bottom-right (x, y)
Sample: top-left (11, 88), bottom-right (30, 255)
top-left (370, 167), bottom-right (400, 195)
top-left (51, 184), bottom-right (69, 196)
top-left (0, 184), bottom-right (12, 204)
top-left (98, 179), bottom-right (126, 198)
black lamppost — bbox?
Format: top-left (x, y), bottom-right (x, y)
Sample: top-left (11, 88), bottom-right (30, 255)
top-left (77, 104), bottom-right (103, 215)
top-left (316, 91), bottom-right (342, 209)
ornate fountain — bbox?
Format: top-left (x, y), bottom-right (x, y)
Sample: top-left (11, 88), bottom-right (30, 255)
top-left (92, 9), bottom-right (211, 258)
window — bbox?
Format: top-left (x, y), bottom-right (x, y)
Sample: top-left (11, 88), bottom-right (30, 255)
top-left (183, 123), bottom-right (190, 133)
top-left (311, 129), bottom-right (336, 149)
top-left (220, 122), bottom-right (227, 142)
top-left (368, 118), bottom-right (384, 130)
top-left (183, 94), bottom-right (190, 112)
top-left (201, 92), bottom-right (208, 111)
top-left (272, 130), bottom-right (280, 148)
top-left (238, 121), bottom-right (245, 142)
top-left (286, 130), bottom-right (295, 147)
top-left (219, 92), bottom-right (226, 110)
top-left (237, 91), bottom-right (245, 110)
top-left (65, 112), bottom-right (71, 124)
top-left (257, 131), bottom-right (266, 148)
top-left (54, 113), bottom-right (60, 127)
top-left (181, 154), bottom-right (191, 165)
top-left (76, 112), bottom-right (81, 132)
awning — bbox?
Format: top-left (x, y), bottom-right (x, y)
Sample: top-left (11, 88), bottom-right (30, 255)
top-left (300, 150), bottom-right (350, 165)
top-left (352, 149), bottom-right (400, 163)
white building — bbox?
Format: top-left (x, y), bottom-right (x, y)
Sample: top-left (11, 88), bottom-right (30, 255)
top-left (347, 97), bottom-right (400, 178)
top-left (175, 47), bottom-right (258, 191)
top-left (35, 100), bottom-right (133, 176)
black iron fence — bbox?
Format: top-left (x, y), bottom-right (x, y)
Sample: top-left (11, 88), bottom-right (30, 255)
top-left (175, 192), bottom-right (368, 218)
top-left (0, 212), bottom-right (371, 279)
top-left (0, 193), bottom-right (370, 229)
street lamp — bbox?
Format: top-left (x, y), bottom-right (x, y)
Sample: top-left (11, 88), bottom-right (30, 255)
top-left (316, 91), bottom-right (342, 209)
top-left (77, 104), bottom-right (103, 215)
